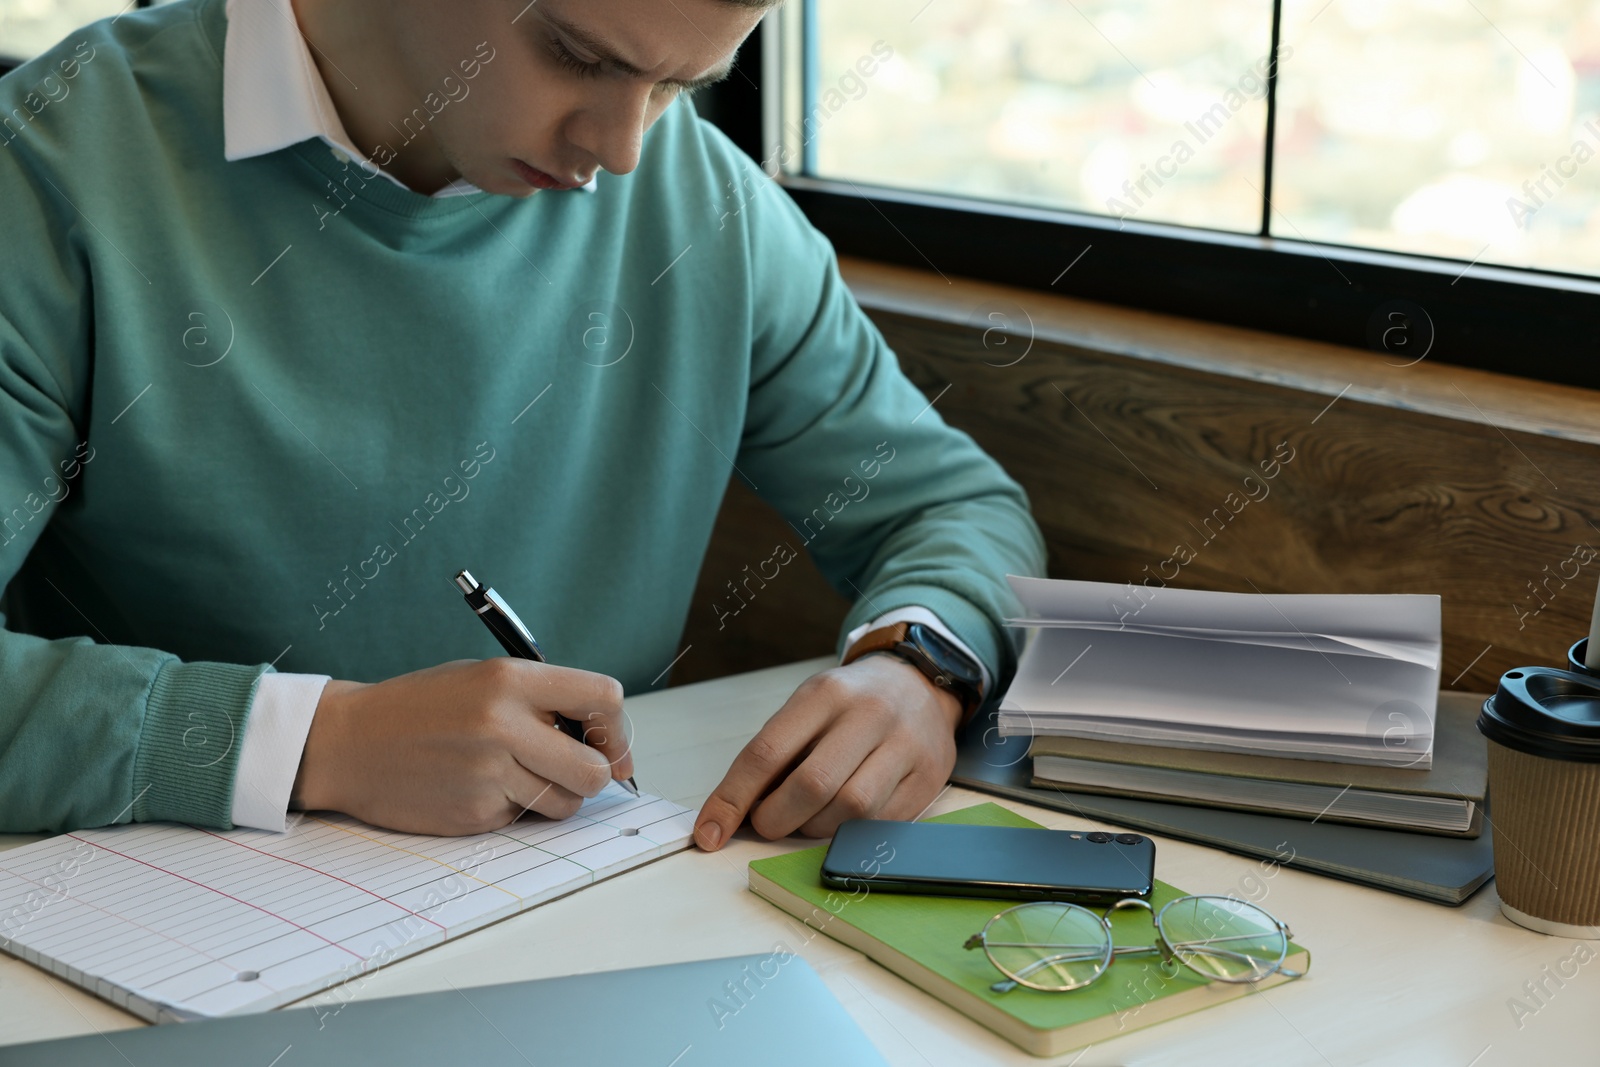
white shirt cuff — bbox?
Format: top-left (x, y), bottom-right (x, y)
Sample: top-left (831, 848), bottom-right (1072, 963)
top-left (230, 672), bottom-right (330, 831)
top-left (843, 606), bottom-right (992, 698)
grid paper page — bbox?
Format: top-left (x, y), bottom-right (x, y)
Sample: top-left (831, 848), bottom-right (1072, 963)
top-left (0, 784), bottom-right (694, 1023)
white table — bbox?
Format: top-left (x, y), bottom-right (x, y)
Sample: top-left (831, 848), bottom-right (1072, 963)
top-left (1, 658), bottom-right (1592, 1064)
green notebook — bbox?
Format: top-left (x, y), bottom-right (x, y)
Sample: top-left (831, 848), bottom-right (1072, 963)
top-left (747, 804), bottom-right (1309, 1057)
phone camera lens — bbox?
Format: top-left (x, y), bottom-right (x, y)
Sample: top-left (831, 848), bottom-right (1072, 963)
top-left (1086, 832), bottom-right (1112, 843)
top-left (1115, 834), bottom-right (1143, 845)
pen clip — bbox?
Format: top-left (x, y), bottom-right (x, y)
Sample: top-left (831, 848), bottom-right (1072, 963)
top-left (483, 587), bottom-right (545, 660)
top-left (456, 569), bottom-right (546, 662)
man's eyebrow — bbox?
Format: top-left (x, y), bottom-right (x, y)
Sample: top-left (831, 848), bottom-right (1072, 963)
top-left (540, 11), bottom-right (737, 91)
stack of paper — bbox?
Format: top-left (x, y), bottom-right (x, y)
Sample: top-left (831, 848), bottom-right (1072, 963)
top-left (0, 783), bottom-right (694, 1022)
top-left (998, 576), bottom-right (1442, 767)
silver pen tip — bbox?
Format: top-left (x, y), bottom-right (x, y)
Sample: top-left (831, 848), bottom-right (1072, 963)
top-left (454, 570), bottom-right (478, 595)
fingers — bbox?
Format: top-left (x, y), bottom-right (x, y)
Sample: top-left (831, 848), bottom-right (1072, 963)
top-left (492, 659), bottom-right (634, 791)
top-left (878, 770), bottom-right (948, 824)
top-left (504, 715), bottom-right (613, 800)
top-left (693, 687), bottom-right (836, 851)
top-left (793, 745), bottom-right (915, 839)
top-left (749, 709), bottom-right (897, 840)
top-left (543, 666), bottom-right (634, 784)
top-left (570, 705), bottom-right (635, 786)
top-left (502, 765), bottom-right (587, 823)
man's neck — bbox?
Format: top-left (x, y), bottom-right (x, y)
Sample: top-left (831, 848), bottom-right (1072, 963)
top-left (290, 0), bottom-right (460, 195)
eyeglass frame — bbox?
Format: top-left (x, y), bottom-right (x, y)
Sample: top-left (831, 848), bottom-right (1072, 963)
top-left (962, 894), bottom-right (1304, 994)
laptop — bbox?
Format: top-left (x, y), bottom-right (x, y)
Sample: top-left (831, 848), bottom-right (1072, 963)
top-left (0, 954), bottom-right (888, 1066)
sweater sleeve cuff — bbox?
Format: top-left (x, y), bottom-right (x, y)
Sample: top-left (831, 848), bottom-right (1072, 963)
top-left (843, 606), bottom-right (994, 698)
top-left (838, 585), bottom-right (1013, 700)
top-left (231, 672), bottom-right (330, 832)
top-left (132, 660), bottom-right (271, 828)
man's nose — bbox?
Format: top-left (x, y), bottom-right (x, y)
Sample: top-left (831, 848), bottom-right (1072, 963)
top-left (565, 86), bottom-right (652, 177)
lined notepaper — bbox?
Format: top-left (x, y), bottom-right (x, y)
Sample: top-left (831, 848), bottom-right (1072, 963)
top-left (0, 784), bottom-right (694, 1022)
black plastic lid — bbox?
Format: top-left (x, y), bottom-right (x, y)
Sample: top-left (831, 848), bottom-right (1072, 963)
top-left (1479, 667), bottom-right (1600, 763)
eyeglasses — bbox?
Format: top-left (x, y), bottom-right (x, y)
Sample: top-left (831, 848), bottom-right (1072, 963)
top-left (963, 895), bottom-right (1304, 993)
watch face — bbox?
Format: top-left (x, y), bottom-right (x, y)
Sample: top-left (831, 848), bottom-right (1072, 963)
top-left (905, 623), bottom-right (983, 687)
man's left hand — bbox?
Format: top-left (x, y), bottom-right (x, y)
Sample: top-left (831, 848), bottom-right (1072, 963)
top-left (693, 654), bottom-right (963, 850)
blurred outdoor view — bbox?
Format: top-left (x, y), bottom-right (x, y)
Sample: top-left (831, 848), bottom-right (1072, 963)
top-left (0, 0), bottom-right (124, 61)
top-left (814, 0), bottom-right (1600, 276)
top-left (5, 0), bottom-right (1600, 276)
top-left (1273, 0), bottom-right (1600, 276)
top-left (811, 0), bottom-right (1274, 235)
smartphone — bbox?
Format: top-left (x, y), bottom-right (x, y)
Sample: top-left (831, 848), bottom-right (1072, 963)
top-left (820, 819), bottom-right (1155, 905)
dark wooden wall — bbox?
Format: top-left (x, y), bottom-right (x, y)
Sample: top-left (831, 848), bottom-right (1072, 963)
top-left (674, 259), bottom-right (1600, 694)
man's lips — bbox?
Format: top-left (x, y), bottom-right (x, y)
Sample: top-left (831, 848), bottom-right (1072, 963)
top-left (512, 159), bottom-right (578, 190)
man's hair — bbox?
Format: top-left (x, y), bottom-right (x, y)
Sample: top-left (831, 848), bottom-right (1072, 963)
top-left (717, 0), bottom-right (786, 6)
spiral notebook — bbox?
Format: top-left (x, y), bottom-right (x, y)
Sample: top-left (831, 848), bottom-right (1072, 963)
top-left (0, 784), bottom-right (694, 1023)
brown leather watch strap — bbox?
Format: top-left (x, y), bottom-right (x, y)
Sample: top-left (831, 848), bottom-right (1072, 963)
top-left (843, 622), bottom-right (982, 726)
top-left (842, 622), bottom-right (911, 664)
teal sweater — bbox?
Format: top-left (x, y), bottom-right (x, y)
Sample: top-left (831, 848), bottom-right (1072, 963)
top-left (0, 0), bottom-right (1046, 833)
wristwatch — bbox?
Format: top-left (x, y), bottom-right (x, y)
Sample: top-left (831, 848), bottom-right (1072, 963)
top-left (842, 621), bottom-right (986, 726)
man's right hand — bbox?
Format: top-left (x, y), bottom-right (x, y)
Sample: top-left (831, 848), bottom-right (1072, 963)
top-left (290, 658), bottom-right (633, 836)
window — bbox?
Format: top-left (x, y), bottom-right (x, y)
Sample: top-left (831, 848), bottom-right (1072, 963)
top-left (1274, 1), bottom-right (1600, 279)
top-left (798, 0), bottom-right (1600, 276)
top-left (752, 1), bottom-right (1600, 386)
top-left (804, 0), bottom-right (1274, 235)
top-left (0, 0), bottom-right (133, 68)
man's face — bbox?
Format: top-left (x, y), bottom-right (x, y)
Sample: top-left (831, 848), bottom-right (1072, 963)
top-left (384, 0), bottom-right (764, 196)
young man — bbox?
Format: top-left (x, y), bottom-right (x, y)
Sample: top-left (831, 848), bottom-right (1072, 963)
top-left (0, 0), bottom-right (1046, 850)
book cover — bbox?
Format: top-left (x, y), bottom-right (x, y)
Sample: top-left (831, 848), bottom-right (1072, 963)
top-left (1028, 697), bottom-right (1486, 837)
top-left (746, 803), bottom-right (1309, 1057)
top-left (1027, 698), bottom-right (1485, 796)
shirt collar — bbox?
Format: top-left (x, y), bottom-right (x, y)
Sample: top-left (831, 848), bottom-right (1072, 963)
top-left (222, 0), bottom-right (594, 198)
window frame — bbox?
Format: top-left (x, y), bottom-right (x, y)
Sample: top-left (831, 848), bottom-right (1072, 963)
top-left (717, 4), bottom-right (1600, 390)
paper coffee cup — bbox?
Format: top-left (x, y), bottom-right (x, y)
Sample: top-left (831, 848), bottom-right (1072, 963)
top-left (1479, 667), bottom-right (1600, 938)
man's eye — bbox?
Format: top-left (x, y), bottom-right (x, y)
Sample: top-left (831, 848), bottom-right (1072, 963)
top-left (548, 37), bottom-right (600, 79)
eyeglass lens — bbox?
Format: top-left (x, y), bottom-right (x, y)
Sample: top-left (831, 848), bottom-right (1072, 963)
top-left (1156, 895), bottom-right (1287, 982)
top-left (981, 902), bottom-right (1110, 991)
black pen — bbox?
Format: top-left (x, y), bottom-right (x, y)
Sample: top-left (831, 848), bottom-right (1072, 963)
top-left (453, 569), bottom-right (640, 797)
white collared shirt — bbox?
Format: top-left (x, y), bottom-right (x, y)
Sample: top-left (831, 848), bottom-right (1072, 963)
top-left (218, 0), bottom-right (988, 832)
